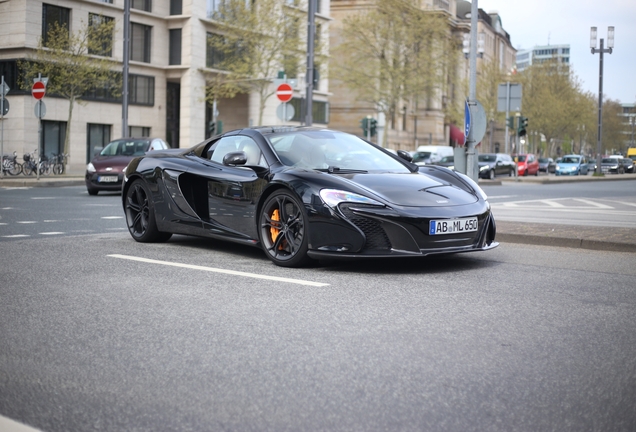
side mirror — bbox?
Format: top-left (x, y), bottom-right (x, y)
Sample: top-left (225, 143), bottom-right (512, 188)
top-left (397, 150), bottom-right (413, 162)
top-left (223, 151), bottom-right (247, 166)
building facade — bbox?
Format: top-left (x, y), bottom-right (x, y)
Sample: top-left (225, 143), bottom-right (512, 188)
top-left (515, 44), bottom-right (570, 72)
top-left (328, 0), bottom-right (516, 153)
top-left (0, 0), bottom-right (331, 174)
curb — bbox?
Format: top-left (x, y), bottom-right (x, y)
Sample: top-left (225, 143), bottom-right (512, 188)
top-left (496, 233), bottom-right (636, 254)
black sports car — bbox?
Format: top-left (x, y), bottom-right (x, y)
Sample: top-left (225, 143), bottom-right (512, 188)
top-left (122, 127), bottom-right (497, 267)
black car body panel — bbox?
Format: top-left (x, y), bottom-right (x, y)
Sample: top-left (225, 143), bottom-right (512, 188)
top-left (122, 127), bottom-right (497, 265)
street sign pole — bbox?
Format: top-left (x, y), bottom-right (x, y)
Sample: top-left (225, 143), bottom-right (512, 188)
top-left (0, 75), bottom-right (7, 178)
top-left (464, 0), bottom-right (479, 181)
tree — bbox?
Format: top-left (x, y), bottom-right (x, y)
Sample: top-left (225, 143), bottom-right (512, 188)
top-left (518, 60), bottom-right (589, 156)
top-left (205, 0), bottom-right (305, 126)
top-left (333, 0), bottom-right (451, 146)
top-left (19, 18), bottom-right (120, 157)
top-left (476, 58), bottom-right (508, 149)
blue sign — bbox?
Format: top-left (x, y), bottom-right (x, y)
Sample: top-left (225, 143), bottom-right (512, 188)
top-left (464, 100), bottom-right (471, 144)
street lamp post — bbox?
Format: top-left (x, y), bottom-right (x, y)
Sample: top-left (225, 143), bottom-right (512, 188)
top-left (590, 26), bottom-right (614, 175)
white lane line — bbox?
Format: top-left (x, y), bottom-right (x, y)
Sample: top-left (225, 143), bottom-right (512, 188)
top-left (572, 198), bottom-right (614, 209)
top-left (17, 221), bottom-right (37, 224)
top-left (40, 232), bottom-right (65, 235)
top-left (43, 220), bottom-right (61, 223)
top-left (31, 197), bottom-right (56, 200)
top-left (101, 216), bottom-right (123, 219)
top-left (2, 234), bottom-right (30, 238)
top-left (108, 254), bottom-right (330, 287)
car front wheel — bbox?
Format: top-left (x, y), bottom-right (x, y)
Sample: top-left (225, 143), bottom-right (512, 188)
top-left (124, 179), bottom-right (172, 242)
top-left (259, 190), bottom-right (312, 267)
top-left (489, 169), bottom-right (495, 180)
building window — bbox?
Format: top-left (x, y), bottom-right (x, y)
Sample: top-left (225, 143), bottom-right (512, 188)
top-left (0, 60), bottom-right (20, 94)
top-left (129, 126), bottom-right (150, 137)
top-left (206, 33), bottom-right (225, 68)
top-left (169, 29), bottom-right (182, 65)
top-left (42, 120), bottom-right (67, 160)
top-left (131, 0), bottom-right (152, 12)
top-left (289, 98), bottom-right (329, 124)
top-left (88, 14), bottom-right (114, 57)
top-left (207, 0), bottom-right (253, 19)
top-left (98, 0), bottom-right (113, 3)
top-left (82, 73), bottom-right (121, 103)
top-left (87, 123), bottom-right (111, 163)
top-left (131, 23), bottom-right (151, 63)
top-left (42, 4), bottom-right (70, 47)
top-left (170, 0), bottom-right (183, 15)
top-left (129, 74), bottom-right (154, 106)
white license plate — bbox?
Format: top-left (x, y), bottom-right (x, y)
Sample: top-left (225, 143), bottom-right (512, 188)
top-left (429, 217), bottom-right (478, 235)
top-left (98, 175), bottom-right (118, 183)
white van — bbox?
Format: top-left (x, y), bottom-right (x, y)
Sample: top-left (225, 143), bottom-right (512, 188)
top-left (412, 145), bottom-right (454, 166)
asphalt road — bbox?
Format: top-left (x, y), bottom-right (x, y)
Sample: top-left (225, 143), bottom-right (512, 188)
top-left (0, 180), bottom-right (635, 431)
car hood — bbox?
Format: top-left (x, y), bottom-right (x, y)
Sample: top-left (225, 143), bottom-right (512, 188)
top-left (558, 163), bottom-right (580, 167)
top-left (90, 155), bottom-right (135, 171)
top-left (340, 172), bottom-right (479, 207)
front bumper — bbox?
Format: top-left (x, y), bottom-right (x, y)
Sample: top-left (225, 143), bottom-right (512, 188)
top-left (85, 172), bottom-right (124, 191)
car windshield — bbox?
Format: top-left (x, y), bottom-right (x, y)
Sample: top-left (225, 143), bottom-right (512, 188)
top-left (561, 156), bottom-right (580, 163)
top-left (100, 139), bottom-right (150, 157)
top-left (267, 131), bottom-right (410, 173)
top-left (478, 155), bottom-right (496, 162)
top-left (538, 158), bottom-right (549, 163)
top-left (601, 158), bottom-right (616, 163)
top-left (439, 156), bottom-right (453, 163)
top-left (515, 155), bottom-right (527, 162)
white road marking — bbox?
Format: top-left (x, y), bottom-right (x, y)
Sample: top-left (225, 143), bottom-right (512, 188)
top-left (40, 232), bottom-right (65, 235)
top-left (17, 221), bottom-right (37, 224)
top-left (2, 234), bottom-right (30, 238)
top-left (101, 216), bottom-right (123, 219)
top-left (108, 254), bottom-right (330, 287)
top-left (31, 197), bottom-right (56, 200)
top-left (43, 220), bottom-right (61, 222)
top-left (572, 199), bottom-right (613, 209)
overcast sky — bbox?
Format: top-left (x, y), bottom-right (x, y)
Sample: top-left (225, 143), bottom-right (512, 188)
top-left (477, 0), bottom-right (636, 105)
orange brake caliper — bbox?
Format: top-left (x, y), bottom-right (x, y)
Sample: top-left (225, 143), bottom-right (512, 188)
top-left (270, 209), bottom-right (282, 249)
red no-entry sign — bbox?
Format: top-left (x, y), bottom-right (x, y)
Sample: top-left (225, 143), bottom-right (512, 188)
top-left (32, 81), bottom-right (46, 100)
top-left (276, 83), bottom-right (293, 103)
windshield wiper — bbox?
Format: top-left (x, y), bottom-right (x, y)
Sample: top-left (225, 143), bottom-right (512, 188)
top-left (315, 166), bottom-right (368, 174)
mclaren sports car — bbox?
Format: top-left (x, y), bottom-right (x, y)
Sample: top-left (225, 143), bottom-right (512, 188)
top-left (122, 127), bottom-right (497, 267)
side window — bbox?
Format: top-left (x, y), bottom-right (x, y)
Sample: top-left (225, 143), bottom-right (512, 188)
top-left (207, 136), bottom-right (265, 167)
top-left (208, 136), bottom-right (241, 164)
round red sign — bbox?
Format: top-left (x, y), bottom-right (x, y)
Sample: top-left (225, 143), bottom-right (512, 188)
top-left (276, 83), bottom-right (293, 103)
top-left (32, 81), bottom-right (46, 100)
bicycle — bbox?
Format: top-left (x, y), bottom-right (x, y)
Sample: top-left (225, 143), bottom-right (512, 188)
top-left (2, 151), bottom-right (23, 175)
top-left (37, 154), bottom-right (53, 176)
top-left (22, 150), bottom-right (38, 176)
top-left (51, 152), bottom-right (68, 175)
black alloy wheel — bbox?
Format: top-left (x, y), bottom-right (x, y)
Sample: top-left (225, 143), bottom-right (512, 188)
top-left (259, 190), bottom-right (312, 267)
top-left (124, 179), bottom-right (172, 243)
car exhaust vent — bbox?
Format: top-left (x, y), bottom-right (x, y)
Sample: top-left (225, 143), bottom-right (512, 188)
top-left (339, 204), bottom-right (391, 250)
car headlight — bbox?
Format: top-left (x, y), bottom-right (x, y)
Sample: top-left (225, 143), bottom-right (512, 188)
top-left (319, 189), bottom-right (384, 209)
top-left (87, 162), bottom-right (96, 173)
top-left (479, 165), bottom-right (489, 172)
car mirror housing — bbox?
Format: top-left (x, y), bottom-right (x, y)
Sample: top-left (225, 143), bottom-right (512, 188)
top-left (397, 150), bottom-right (413, 162)
top-left (223, 151), bottom-right (247, 166)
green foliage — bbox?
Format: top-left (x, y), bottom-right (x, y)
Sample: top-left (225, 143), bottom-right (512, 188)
top-left (204, 0), bottom-right (305, 125)
top-left (19, 18), bottom-right (120, 156)
top-left (333, 0), bottom-right (452, 145)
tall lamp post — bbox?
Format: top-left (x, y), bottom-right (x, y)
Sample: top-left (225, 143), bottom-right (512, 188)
top-left (590, 26), bottom-right (614, 175)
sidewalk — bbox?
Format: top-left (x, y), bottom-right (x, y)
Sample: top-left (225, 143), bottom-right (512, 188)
top-left (2, 174), bottom-right (635, 253)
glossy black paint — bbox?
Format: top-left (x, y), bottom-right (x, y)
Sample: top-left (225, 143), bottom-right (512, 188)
top-left (122, 127), bottom-right (497, 263)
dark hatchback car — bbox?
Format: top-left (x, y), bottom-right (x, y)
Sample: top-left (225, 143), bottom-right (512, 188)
top-left (538, 157), bottom-right (556, 173)
top-left (600, 157), bottom-right (624, 174)
top-left (478, 153), bottom-right (515, 179)
top-left (86, 137), bottom-right (169, 195)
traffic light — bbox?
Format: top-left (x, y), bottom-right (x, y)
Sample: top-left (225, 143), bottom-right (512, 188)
top-left (517, 116), bottom-right (528, 137)
top-left (506, 116), bottom-right (515, 129)
top-left (369, 118), bottom-right (377, 137)
top-left (360, 117), bottom-right (369, 136)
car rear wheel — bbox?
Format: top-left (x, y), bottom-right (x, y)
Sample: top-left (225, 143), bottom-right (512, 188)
top-left (124, 179), bottom-right (172, 242)
top-left (259, 190), bottom-right (312, 267)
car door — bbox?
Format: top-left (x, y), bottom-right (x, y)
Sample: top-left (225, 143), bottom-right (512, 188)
top-left (190, 135), bottom-right (269, 240)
